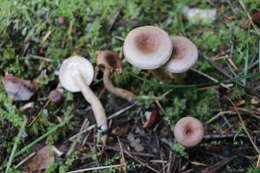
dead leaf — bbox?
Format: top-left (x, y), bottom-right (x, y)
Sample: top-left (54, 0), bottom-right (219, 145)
top-left (2, 74), bottom-right (36, 101)
top-left (112, 124), bottom-right (130, 136)
top-left (252, 11), bottom-right (260, 24)
top-left (24, 145), bottom-right (55, 172)
top-left (127, 133), bottom-right (144, 152)
top-left (143, 110), bottom-right (158, 128)
top-left (242, 11), bottom-right (260, 29)
top-left (241, 19), bottom-right (251, 29)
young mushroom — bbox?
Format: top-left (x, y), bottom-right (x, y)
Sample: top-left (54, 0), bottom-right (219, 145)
top-left (123, 26), bottom-right (173, 69)
top-left (96, 50), bottom-right (135, 102)
top-left (59, 56), bottom-right (107, 132)
top-left (174, 117), bottom-right (204, 147)
top-left (153, 36), bottom-right (198, 82)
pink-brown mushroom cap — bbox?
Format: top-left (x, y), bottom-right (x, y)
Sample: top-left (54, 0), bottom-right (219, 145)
top-left (164, 36), bottom-right (198, 73)
top-left (123, 26), bottom-right (173, 69)
top-left (174, 117), bottom-right (204, 147)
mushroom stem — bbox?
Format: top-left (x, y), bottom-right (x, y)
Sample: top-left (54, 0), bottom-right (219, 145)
top-left (152, 68), bottom-right (186, 83)
top-left (75, 74), bottom-right (107, 132)
top-left (103, 68), bottom-right (135, 102)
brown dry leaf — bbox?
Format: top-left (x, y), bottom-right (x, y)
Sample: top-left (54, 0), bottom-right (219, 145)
top-left (143, 110), bottom-right (158, 128)
top-left (112, 124), bottom-right (130, 136)
top-left (242, 19), bottom-right (251, 30)
top-left (127, 133), bottom-right (144, 152)
top-left (252, 11), bottom-right (260, 24)
top-left (2, 74), bottom-right (36, 101)
top-left (242, 11), bottom-right (260, 29)
top-left (24, 145), bottom-right (55, 172)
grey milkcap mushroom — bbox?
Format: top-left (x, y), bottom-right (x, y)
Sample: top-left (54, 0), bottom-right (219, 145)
top-left (59, 56), bottom-right (108, 132)
top-left (123, 26), bottom-right (173, 69)
top-left (153, 36), bottom-right (198, 82)
top-left (96, 50), bottom-right (135, 102)
top-left (174, 117), bottom-right (204, 147)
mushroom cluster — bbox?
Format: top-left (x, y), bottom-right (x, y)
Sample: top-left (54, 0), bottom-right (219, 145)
top-left (123, 26), bottom-right (198, 82)
top-left (57, 25), bottom-right (202, 147)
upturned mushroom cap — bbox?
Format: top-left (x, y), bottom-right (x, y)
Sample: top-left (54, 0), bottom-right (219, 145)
top-left (174, 117), bottom-right (204, 147)
top-left (59, 56), bottom-right (94, 92)
top-left (164, 36), bottom-right (198, 73)
top-left (96, 50), bottom-right (123, 70)
top-left (123, 26), bottom-right (173, 69)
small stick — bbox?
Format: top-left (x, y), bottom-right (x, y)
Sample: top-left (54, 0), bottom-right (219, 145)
top-left (206, 111), bottom-right (235, 124)
top-left (67, 164), bottom-right (125, 173)
top-left (40, 31), bottom-right (52, 44)
top-left (191, 68), bottom-right (231, 89)
top-left (69, 104), bottom-right (135, 141)
top-left (239, 0), bottom-right (260, 35)
top-left (124, 151), bottom-right (160, 173)
top-left (227, 98), bottom-right (260, 154)
top-left (27, 54), bottom-right (54, 62)
top-left (14, 152), bottom-right (36, 169)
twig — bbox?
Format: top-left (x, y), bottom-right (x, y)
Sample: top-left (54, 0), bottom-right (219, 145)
top-left (201, 156), bottom-right (236, 173)
top-left (98, 145), bottom-right (157, 158)
top-left (200, 52), bottom-right (260, 97)
top-left (239, 0), bottom-right (260, 35)
top-left (5, 116), bottom-right (28, 173)
top-left (66, 119), bottom-right (89, 157)
top-left (27, 54), bottom-right (54, 62)
top-left (204, 133), bottom-right (247, 140)
top-left (227, 98), bottom-right (260, 154)
top-left (14, 152), bottom-right (36, 169)
top-left (124, 151), bottom-right (160, 173)
top-left (206, 111), bottom-right (235, 124)
top-left (67, 164), bottom-right (125, 173)
top-left (191, 68), bottom-right (231, 89)
top-left (69, 104), bottom-right (135, 141)
top-left (40, 30), bottom-right (52, 44)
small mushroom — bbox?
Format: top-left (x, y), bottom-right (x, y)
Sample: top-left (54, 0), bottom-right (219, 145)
top-left (153, 36), bottom-right (198, 82)
top-left (59, 56), bottom-right (107, 132)
top-left (123, 26), bottom-right (173, 69)
top-left (96, 50), bottom-right (135, 102)
top-left (174, 117), bottom-right (204, 147)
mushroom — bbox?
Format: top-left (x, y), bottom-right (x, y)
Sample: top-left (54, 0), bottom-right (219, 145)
top-left (174, 117), bottom-right (204, 147)
top-left (59, 56), bottom-right (107, 132)
top-left (96, 50), bottom-right (135, 102)
top-left (153, 36), bottom-right (198, 82)
top-left (123, 26), bottom-right (173, 69)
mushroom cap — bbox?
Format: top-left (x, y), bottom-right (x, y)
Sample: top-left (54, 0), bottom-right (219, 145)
top-left (164, 36), bottom-right (198, 73)
top-left (59, 56), bottom-right (94, 92)
top-left (123, 26), bottom-right (173, 69)
top-left (174, 117), bottom-right (204, 147)
top-left (96, 50), bottom-right (123, 70)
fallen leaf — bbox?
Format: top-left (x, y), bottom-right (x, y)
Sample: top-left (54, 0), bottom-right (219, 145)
top-left (112, 124), bottom-right (130, 136)
top-left (252, 11), bottom-right (260, 24)
top-left (143, 110), bottom-right (158, 128)
top-left (242, 11), bottom-right (260, 29)
top-left (24, 145), bottom-right (55, 172)
top-left (2, 74), bottom-right (36, 101)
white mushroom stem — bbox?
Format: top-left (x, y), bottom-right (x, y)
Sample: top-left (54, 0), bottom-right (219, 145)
top-left (103, 68), bottom-right (135, 102)
top-left (75, 74), bottom-right (107, 132)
